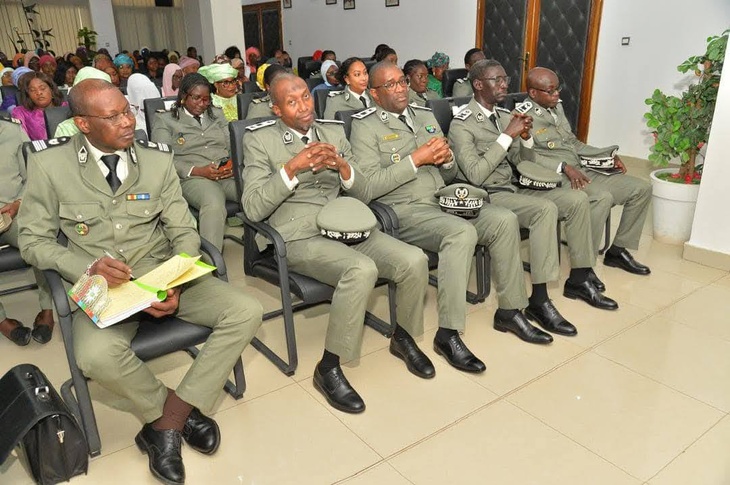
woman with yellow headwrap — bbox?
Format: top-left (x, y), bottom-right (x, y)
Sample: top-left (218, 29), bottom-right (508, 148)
top-left (198, 62), bottom-right (239, 121)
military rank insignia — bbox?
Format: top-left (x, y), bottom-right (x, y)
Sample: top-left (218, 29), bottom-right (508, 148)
top-left (425, 125), bottom-right (437, 134)
top-left (380, 111), bottom-right (389, 123)
top-left (475, 112), bottom-right (485, 123)
top-left (283, 131), bottom-right (294, 144)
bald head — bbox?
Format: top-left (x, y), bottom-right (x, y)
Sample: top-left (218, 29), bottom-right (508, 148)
top-left (269, 73), bottom-right (305, 107)
top-left (68, 78), bottom-right (120, 116)
top-left (269, 73), bottom-right (315, 134)
top-left (526, 67), bottom-right (557, 90)
top-left (368, 61), bottom-right (396, 88)
top-left (526, 67), bottom-right (561, 109)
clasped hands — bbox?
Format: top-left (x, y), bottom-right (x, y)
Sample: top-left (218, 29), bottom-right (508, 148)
top-left (504, 113), bottom-right (533, 140)
top-left (285, 142), bottom-right (350, 179)
top-left (411, 137), bottom-right (452, 167)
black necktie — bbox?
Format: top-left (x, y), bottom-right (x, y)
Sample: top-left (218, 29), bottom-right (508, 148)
top-left (301, 135), bottom-right (309, 145)
top-left (101, 154), bottom-right (121, 193)
top-left (398, 114), bottom-right (413, 133)
top-left (489, 113), bottom-right (500, 130)
top-left (193, 115), bottom-right (202, 126)
top-left (359, 96), bottom-right (368, 108)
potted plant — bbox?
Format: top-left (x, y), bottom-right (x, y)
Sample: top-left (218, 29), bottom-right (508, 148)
top-left (77, 27), bottom-right (97, 51)
top-left (644, 29), bottom-right (727, 243)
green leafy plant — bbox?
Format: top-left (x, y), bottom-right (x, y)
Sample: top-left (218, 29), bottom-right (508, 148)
top-left (77, 27), bottom-right (98, 50)
top-left (644, 29), bottom-right (727, 184)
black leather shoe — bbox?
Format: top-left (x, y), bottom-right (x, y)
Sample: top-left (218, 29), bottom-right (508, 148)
top-left (493, 311), bottom-right (553, 344)
top-left (390, 335), bottom-right (435, 379)
top-left (313, 365), bottom-right (365, 414)
top-left (433, 334), bottom-right (486, 373)
top-left (182, 408), bottom-right (220, 455)
top-left (525, 300), bottom-right (577, 336)
top-left (604, 248), bottom-right (651, 275)
top-left (135, 424), bottom-right (185, 485)
top-left (1, 319), bottom-right (31, 346)
top-left (564, 279), bottom-right (619, 310)
top-left (588, 270), bottom-right (606, 292)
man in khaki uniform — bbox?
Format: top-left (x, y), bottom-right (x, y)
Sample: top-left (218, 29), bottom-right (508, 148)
top-left (452, 48), bottom-right (486, 99)
top-left (242, 74), bottom-right (431, 414)
top-left (525, 67), bottom-right (651, 275)
top-left (449, 60), bottom-right (618, 322)
top-left (0, 115), bottom-right (55, 346)
top-left (18, 79), bottom-right (262, 485)
top-left (151, 73), bottom-right (236, 252)
top-left (350, 62), bottom-right (554, 370)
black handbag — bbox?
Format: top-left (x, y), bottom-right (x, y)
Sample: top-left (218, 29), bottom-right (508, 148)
top-left (0, 363), bottom-right (88, 484)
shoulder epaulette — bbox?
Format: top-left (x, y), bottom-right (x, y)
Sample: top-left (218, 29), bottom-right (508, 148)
top-left (496, 106), bottom-right (511, 114)
top-left (456, 77), bottom-right (467, 84)
top-left (453, 109), bottom-right (472, 121)
top-left (515, 101), bottom-right (533, 114)
top-left (245, 119), bottom-right (277, 131)
top-left (410, 105), bottom-right (432, 111)
top-left (328, 90), bottom-right (346, 98)
top-left (136, 139), bottom-right (170, 152)
top-left (0, 114), bottom-right (21, 125)
top-left (251, 95), bottom-right (270, 104)
top-left (351, 107), bottom-right (376, 120)
top-left (155, 108), bottom-right (167, 113)
top-left (30, 137), bottom-right (71, 152)
top-left (315, 119), bottom-right (344, 125)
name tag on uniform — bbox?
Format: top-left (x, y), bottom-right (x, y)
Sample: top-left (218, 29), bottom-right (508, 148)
top-left (382, 133), bottom-right (400, 142)
top-left (127, 193), bottom-right (151, 200)
top-left (535, 128), bottom-right (547, 135)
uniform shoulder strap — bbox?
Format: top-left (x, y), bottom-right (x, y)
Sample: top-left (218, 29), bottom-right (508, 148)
top-left (351, 107), bottom-right (376, 120)
top-left (245, 119), bottom-right (277, 131)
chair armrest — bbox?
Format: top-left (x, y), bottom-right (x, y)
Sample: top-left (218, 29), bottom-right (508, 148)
top-left (238, 212), bottom-right (287, 258)
top-left (199, 237), bottom-right (228, 282)
top-left (42, 269), bottom-right (72, 320)
top-left (368, 200), bottom-right (399, 238)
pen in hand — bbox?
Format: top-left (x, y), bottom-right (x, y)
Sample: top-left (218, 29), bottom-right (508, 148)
top-left (103, 250), bottom-right (136, 280)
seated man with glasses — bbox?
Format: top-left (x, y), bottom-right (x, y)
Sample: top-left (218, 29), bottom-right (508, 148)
top-left (17, 78), bottom-right (263, 485)
top-left (449, 60), bottom-right (618, 332)
top-left (350, 62), bottom-right (552, 375)
top-left (524, 67), bottom-right (652, 276)
top-left (151, 73), bottom-right (236, 252)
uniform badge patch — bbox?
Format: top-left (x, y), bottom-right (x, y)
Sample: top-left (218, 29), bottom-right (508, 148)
top-left (475, 112), bottom-right (485, 123)
top-left (75, 223), bottom-right (89, 236)
top-left (390, 153), bottom-right (401, 163)
top-left (515, 101), bottom-right (533, 114)
top-left (380, 111), bottom-right (389, 123)
top-left (352, 107), bottom-right (376, 120)
top-left (425, 125), bottom-right (437, 134)
top-left (453, 109), bottom-right (472, 121)
top-left (535, 107), bottom-right (543, 116)
top-left (78, 146), bottom-right (88, 164)
top-left (129, 145), bottom-right (138, 164)
top-left (455, 187), bottom-right (469, 199)
top-left (177, 133), bottom-right (185, 145)
top-left (547, 141), bottom-right (555, 149)
top-left (535, 128), bottom-right (547, 135)
top-left (127, 193), bottom-right (150, 200)
top-left (283, 131), bottom-right (294, 144)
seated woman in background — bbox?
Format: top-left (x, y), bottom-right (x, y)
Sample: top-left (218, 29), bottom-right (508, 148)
top-left (375, 47), bottom-right (398, 65)
top-left (178, 55), bottom-right (200, 75)
top-left (127, 73), bottom-right (162, 136)
top-left (404, 59), bottom-right (440, 106)
top-left (311, 60), bottom-right (340, 94)
top-left (0, 67), bottom-right (13, 105)
top-left (54, 63), bottom-right (77, 89)
top-left (245, 63), bottom-right (287, 119)
top-left (24, 51), bottom-right (40, 72)
top-left (144, 55), bottom-right (161, 80)
top-left (38, 54), bottom-right (57, 78)
top-left (12, 71), bottom-right (66, 140)
top-left (114, 53), bottom-right (135, 88)
top-left (150, 73), bottom-right (236, 252)
top-left (54, 67), bottom-right (111, 137)
top-left (199, 62), bottom-right (240, 121)
top-left (246, 46), bottom-right (261, 76)
top-left (104, 65), bottom-right (121, 87)
top-left (321, 50), bottom-right (337, 62)
top-left (0, 67), bottom-right (31, 113)
top-left (230, 57), bottom-right (249, 89)
top-left (372, 43), bottom-right (390, 60)
top-left (323, 57), bottom-right (371, 119)
top-left (425, 52), bottom-right (450, 98)
top-left (162, 63), bottom-right (182, 97)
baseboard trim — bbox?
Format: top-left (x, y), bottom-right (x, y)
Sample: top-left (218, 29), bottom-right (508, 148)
top-left (683, 243), bottom-right (730, 271)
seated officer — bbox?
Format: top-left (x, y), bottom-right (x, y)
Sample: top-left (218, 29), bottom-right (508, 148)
top-left (525, 67), bottom-right (651, 275)
top-left (323, 57), bottom-right (373, 119)
top-left (17, 79), bottom-right (263, 485)
top-left (449, 60), bottom-right (618, 328)
top-left (0, 114), bottom-right (55, 346)
top-left (242, 73), bottom-right (431, 414)
top-left (350, 62), bottom-right (554, 371)
top-left (452, 48), bottom-right (486, 98)
top-left (246, 63), bottom-right (287, 120)
top-left (151, 73), bottom-right (236, 252)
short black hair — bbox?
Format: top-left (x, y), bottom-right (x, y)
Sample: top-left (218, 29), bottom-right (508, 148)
top-left (402, 59), bottom-right (425, 77)
top-left (269, 72), bottom-right (301, 106)
top-left (468, 59), bottom-right (502, 88)
top-left (371, 44), bottom-right (390, 61)
top-left (321, 50), bottom-right (336, 61)
top-left (374, 47), bottom-right (396, 63)
top-left (464, 48), bottom-right (484, 67)
top-left (368, 60), bottom-right (401, 88)
top-left (224, 46), bottom-right (241, 60)
top-left (264, 63), bottom-right (287, 89)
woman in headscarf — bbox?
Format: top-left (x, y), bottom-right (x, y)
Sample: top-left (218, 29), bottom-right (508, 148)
top-left (426, 52), bottom-right (450, 97)
top-left (404, 59), bottom-right (440, 106)
top-left (24, 51), bottom-right (40, 72)
top-left (11, 53), bottom-right (23, 68)
top-left (230, 57), bottom-right (250, 88)
top-left (178, 55), bottom-right (200, 75)
top-left (126, 73), bottom-right (162, 135)
top-left (53, 63), bottom-right (77, 89)
top-left (198, 62), bottom-right (239, 121)
top-left (38, 54), bottom-right (57, 78)
top-left (245, 63), bottom-right (286, 120)
top-left (12, 71), bottom-right (66, 140)
top-left (245, 46), bottom-right (261, 76)
top-left (311, 60), bottom-right (340, 94)
top-left (53, 66), bottom-right (111, 137)
top-left (162, 63), bottom-right (182, 97)
top-left (0, 67), bottom-right (31, 112)
top-left (114, 53), bottom-right (135, 87)
top-left (168, 50), bottom-right (180, 64)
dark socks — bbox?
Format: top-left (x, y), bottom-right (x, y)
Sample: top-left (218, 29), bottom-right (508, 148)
top-left (317, 349), bottom-right (340, 374)
top-left (569, 267), bottom-right (590, 283)
top-left (529, 283), bottom-right (548, 306)
top-left (606, 244), bottom-right (624, 257)
top-left (435, 327), bottom-right (458, 342)
top-left (494, 308), bottom-right (520, 320)
top-left (152, 389), bottom-right (193, 432)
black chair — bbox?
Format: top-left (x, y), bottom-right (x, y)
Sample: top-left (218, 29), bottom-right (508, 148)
top-left (452, 96), bottom-right (472, 108)
top-left (306, 77), bottom-right (324, 92)
top-left (43, 105), bottom-right (72, 138)
top-left (229, 119), bottom-right (395, 376)
top-left (297, 56), bottom-right (314, 79)
top-left (334, 109), bottom-right (365, 139)
top-left (425, 98), bottom-right (455, 136)
top-left (362, 59), bottom-right (377, 73)
top-left (242, 81), bottom-right (261, 94)
top-left (134, 129), bottom-right (148, 142)
top-left (303, 60), bottom-right (322, 80)
top-left (500, 92), bottom-right (527, 111)
top-left (313, 87), bottom-right (343, 118)
top-left (46, 237), bottom-right (244, 457)
top-left (236, 92), bottom-right (268, 120)
top-left (442, 69), bottom-right (468, 97)
top-left (142, 96), bottom-right (175, 137)
top-left (119, 86), bottom-right (128, 96)
top-left (0, 248), bottom-right (37, 297)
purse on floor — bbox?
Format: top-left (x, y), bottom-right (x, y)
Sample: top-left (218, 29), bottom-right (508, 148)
top-left (0, 363), bottom-right (88, 484)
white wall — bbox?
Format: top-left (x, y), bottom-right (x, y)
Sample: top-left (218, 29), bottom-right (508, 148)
top-left (278, 0), bottom-right (477, 67)
top-left (588, 0), bottom-right (730, 157)
top-left (89, 0), bottom-right (119, 54)
top-left (686, 45), bottom-right (730, 255)
top-left (210, 0), bottom-right (247, 60)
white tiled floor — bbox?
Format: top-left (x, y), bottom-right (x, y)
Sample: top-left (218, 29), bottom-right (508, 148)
top-left (2, 157), bottom-right (730, 484)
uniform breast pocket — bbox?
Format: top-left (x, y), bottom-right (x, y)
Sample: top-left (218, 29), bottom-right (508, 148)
top-left (59, 202), bottom-right (104, 240)
top-left (534, 130), bottom-right (560, 149)
top-left (126, 199), bottom-right (163, 225)
top-left (377, 139), bottom-right (408, 164)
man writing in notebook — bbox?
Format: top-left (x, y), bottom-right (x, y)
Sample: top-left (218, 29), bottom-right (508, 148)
top-left (18, 79), bottom-right (263, 485)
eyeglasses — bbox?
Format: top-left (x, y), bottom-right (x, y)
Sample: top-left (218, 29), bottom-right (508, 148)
top-left (372, 77), bottom-right (408, 91)
top-left (80, 104), bottom-right (138, 126)
top-left (187, 94), bottom-right (211, 103)
top-left (216, 79), bottom-right (237, 87)
top-left (532, 86), bottom-right (562, 96)
top-left (480, 76), bottom-right (511, 86)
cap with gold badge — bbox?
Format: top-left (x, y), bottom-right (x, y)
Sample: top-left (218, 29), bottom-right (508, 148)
top-left (435, 183), bottom-right (490, 218)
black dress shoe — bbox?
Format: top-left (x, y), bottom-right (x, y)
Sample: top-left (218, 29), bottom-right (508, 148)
top-left (313, 365), bottom-right (365, 414)
top-left (604, 248), bottom-right (651, 275)
top-left (433, 334), bottom-right (486, 373)
top-left (588, 269), bottom-right (606, 292)
top-left (525, 300), bottom-right (577, 336)
top-left (493, 311), bottom-right (553, 344)
top-left (389, 336), bottom-right (435, 379)
top-left (135, 424), bottom-right (185, 485)
top-left (563, 279), bottom-right (619, 310)
top-left (182, 408), bottom-right (220, 455)
top-left (2, 319), bottom-right (31, 346)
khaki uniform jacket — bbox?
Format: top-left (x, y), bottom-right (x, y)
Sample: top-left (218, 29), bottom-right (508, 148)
top-left (0, 116), bottom-right (29, 205)
top-left (246, 94), bottom-right (275, 120)
top-left (323, 87), bottom-right (372, 119)
top-left (17, 134), bottom-right (199, 283)
top-left (151, 107), bottom-right (230, 179)
top-left (407, 88), bottom-right (440, 108)
top-left (242, 119), bottom-right (369, 243)
top-left (449, 98), bottom-right (532, 192)
top-left (349, 104), bottom-right (457, 207)
top-left (452, 77), bottom-right (473, 98)
top-left (523, 97), bottom-right (614, 171)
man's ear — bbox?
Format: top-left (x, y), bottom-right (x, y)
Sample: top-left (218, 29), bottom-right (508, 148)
top-left (472, 79), bottom-right (482, 93)
top-left (73, 115), bottom-right (91, 134)
top-left (369, 87), bottom-right (379, 105)
top-left (271, 104), bottom-right (282, 118)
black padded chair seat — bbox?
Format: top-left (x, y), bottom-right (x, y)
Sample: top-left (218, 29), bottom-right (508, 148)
top-left (247, 249), bottom-right (335, 303)
top-left (44, 105), bottom-right (72, 138)
top-left (0, 247), bottom-right (27, 273)
top-left (442, 69), bottom-right (468, 97)
top-left (132, 318), bottom-right (213, 361)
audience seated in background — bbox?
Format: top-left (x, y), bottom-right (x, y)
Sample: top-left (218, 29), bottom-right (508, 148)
top-left (38, 54), bottom-right (56, 78)
top-left (54, 67), bottom-right (111, 138)
top-left (321, 50), bottom-right (337, 62)
top-left (12, 71), bottom-right (66, 140)
top-left (230, 57), bottom-right (250, 87)
top-left (280, 50), bottom-right (292, 69)
top-left (425, 52), bottom-right (449, 97)
top-left (179, 55), bottom-right (200, 75)
top-left (199, 62), bottom-right (240, 121)
top-left (54, 64), bottom-right (77, 89)
top-left (403, 59), bottom-right (440, 106)
top-left (162, 63), bottom-right (182, 97)
top-left (452, 48), bottom-right (486, 98)
top-left (0, 67), bottom-right (31, 113)
top-left (246, 63), bottom-right (287, 120)
top-left (371, 43), bottom-right (390, 61)
top-left (311, 60), bottom-right (340, 94)
top-left (144, 56), bottom-right (161, 80)
top-left (323, 57), bottom-right (371, 119)
top-left (224, 46), bottom-right (242, 62)
top-left (0, 67), bottom-right (14, 104)
top-left (24, 52), bottom-right (39, 72)
top-left (104, 65), bottom-right (121, 87)
top-left (246, 46), bottom-right (261, 75)
top-left (93, 53), bottom-right (114, 73)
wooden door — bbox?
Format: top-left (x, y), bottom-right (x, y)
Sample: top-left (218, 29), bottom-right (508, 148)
top-left (476, 0), bottom-right (604, 141)
top-left (242, 1), bottom-right (283, 59)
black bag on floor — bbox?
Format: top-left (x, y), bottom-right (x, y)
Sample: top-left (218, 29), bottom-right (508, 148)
top-left (0, 363), bottom-right (88, 484)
